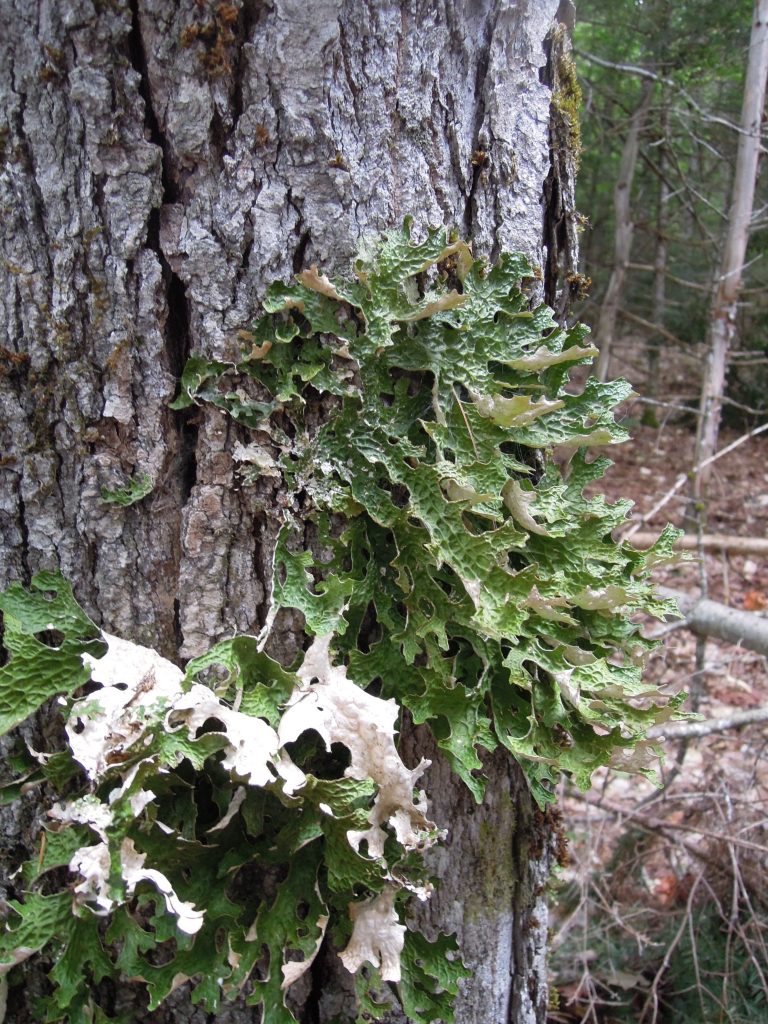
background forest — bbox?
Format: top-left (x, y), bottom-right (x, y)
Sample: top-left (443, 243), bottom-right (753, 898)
top-left (549, 0), bottom-right (768, 1021)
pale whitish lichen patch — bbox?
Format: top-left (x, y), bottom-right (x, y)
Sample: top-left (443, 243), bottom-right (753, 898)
top-left (338, 887), bottom-right (406, 982)
top-left (505, 343), bottom-right (598, 371)
top-left (0, 947), bottom-right (37, 977)
top-left (72, 633), bottom-right (184, 778)
top-left (208, 786), bottom-right (247, 833)
top-left (474, 392), bottom-right (564, 427)
top-left (48, 627), bottom-right (438, 989)
top-left (65, 837), bottom-right (205, 935)
top-left (69, 842), bottom-right (114, 914)
top-left (296, 264), bottom-right (345, 301)
top-left (523, 587), bottom-right (576, 625)
top-left (120, 838), bottom-right (204, 935)
top-left (49, 795), bottom-right (114, 842)
top-left (398, 289), bottom-right (467, 321)
top-left (280, 635), bottom-right (441, 860)
top-left (573, 585), bottom-right (631, 611)
top-left (280, 914), bottom-right (329, 990)
top-left (502, 479), bottom-right (548, 536)
top-left (169, 684), bottom-right (281, 787)
top-left (232, 441), bottom-right (280, 477)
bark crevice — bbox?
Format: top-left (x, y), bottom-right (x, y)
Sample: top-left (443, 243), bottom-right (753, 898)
top-left (541, 20), bottom-right (580, 320)
top-left (16, 487), bottom-right (31, 586)
top-left (463, 5), bottom-right (496, 241)
top-left (127, 5), bottom-right (199, 526)
top-left (230, 0), bottom-right (263, 132)
top-left (165, 272), bottom-right (198, 507)
top-left (127, 0), bottom-right (180, 203)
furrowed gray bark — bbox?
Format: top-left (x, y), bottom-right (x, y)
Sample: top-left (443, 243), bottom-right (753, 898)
top-left (0, 1), bottom-right (575, 1020)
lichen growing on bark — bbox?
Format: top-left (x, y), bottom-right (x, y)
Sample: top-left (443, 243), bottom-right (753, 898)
top-left (0, 224), bottom-right (683, 1023)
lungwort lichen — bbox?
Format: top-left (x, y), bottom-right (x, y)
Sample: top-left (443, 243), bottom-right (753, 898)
top-left (0, 222), bottom-right (682, 1022)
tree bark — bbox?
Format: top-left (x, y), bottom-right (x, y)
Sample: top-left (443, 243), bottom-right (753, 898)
top-left (0, 1), bottom-right (574, 1021)
top-left (693, 0), bottom-right (768, 499)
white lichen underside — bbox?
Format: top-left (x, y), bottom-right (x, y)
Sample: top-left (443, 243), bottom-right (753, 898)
top-left (57, 630), bottom-right (442, 983)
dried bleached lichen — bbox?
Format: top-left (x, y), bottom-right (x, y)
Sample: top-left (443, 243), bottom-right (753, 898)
top-left (339, 887), bottom-right (407, 982)
top-left (281, 635), bottom-right (441, 859)
top-left (70, 632), bottom-right (184, 778)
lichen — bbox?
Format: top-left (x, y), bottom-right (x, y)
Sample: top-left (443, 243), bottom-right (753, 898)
top-left (0, 223), bottom-right (685, 1024)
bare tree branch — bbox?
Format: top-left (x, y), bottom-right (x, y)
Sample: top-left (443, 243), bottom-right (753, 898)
top-left (618, 307), bottom-right (691, 348)
top-left (630, 532), bottom-right (768, 555)
top-left (622, 421), bottom-right (768, 535)
top-left (576, 48), bottom-right (767, 140)
top-left (650, 707), bottom-right (768, 741)
top-left (627, 262), bottom-right (711, 292)
top-left (658, 586), bottom-right (768, 657)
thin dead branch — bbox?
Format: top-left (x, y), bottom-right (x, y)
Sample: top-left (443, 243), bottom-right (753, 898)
top-left (629, 531), bottom-right (768, 555)
top-left (622, 421), bottom-right (768, 536)
top-left (572, 792), bottom-right (768, 858)
top-left (575, 49), bottom-right (764, 139)
top-left (627, 262), bottom-right (711, 292)
top-left (618, 307), bottom-right (691, 348)
top-left (649, 706), bottom-right (768, 741)
top-left (658, 586), bottom-right (768, 657)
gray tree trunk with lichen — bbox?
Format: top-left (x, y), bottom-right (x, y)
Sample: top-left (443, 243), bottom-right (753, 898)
top-left (0, 1), bottom-right (577, 1021)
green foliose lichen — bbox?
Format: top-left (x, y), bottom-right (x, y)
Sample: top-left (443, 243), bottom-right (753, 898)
top-left (0, 222), bottom-right (683, 1023)
top-left (176, 218), bottom-right (681, 804)
top-left (100, 471), bottom-right (153, 507)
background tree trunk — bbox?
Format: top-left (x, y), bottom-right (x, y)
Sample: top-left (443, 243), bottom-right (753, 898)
top-left (646, 101), bottom-right (670, 403)
top-left (595, 79), bottom-right (653, 381)
top-left (693, 0), bottom-right (768, 499)
top-left (0, 1), bottom-right (574, 1020)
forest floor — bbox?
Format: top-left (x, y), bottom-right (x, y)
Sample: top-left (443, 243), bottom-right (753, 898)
top-left (548, 338), bottom-right (768, 1023)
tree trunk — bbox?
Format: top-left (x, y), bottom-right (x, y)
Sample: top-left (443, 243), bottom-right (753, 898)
top-left (646, 102), bottom-right (669, 404)
top-left (0, 1), bottom-right (574, 1021)
top-left (693, 0), bottom-right (768, 499)
top-left (595, 80), bottom-right (653, 381)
